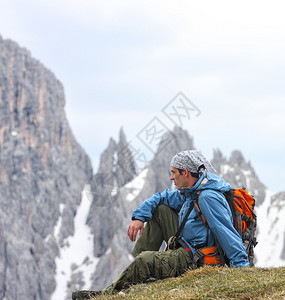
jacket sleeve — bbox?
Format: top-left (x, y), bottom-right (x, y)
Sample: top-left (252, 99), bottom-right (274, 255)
top-left (132, 189), bottom-right (183, 223)
top-left (198, 190), bottom-right (250, 267)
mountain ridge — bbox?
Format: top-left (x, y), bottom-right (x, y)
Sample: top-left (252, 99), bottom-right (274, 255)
top-left (0, 35), bottom-right (94, 300)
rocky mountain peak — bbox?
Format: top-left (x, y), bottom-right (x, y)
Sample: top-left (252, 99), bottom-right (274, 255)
top-left (117, 128), bottom-right (137, 184)
top-left (270, 192), bottom-right (285, 209)
top-left (119, 127), bottom-right (127, 143)
top-left (0, 36), bottom-right (93, 300)
top-left (212, 149), bottom-right (266, 206)
top-left (212, 148), bottom-right (227, 173)
top-left (149, 126), bottom-right (195, 191)
top-left (229, 150), bottom-right (248, 168)
top-left (97, 137), bottom-right (117, 174)
top-left (93, 128), bottom-right (136, 190)
top-left (86, 129), bottom-right (137, 258)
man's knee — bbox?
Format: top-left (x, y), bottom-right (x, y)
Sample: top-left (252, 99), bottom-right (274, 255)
top-left (154, 204), bottom-right (177, 219)
top-left (135, 251), bottom-right (155, 265)
top-left (153, 204), bottom-right (178, 231)
top-left (155, 204), bottom-right (172, 214)
top-left (132, 251), bottom-right (155, 280)
top-left (135, 250), bottom-right (186, 280)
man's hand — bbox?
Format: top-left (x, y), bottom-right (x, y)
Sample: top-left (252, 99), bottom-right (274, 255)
top-left (127, 220), bottom-right (144, 242)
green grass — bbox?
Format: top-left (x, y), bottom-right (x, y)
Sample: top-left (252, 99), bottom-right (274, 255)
top-left (93, 266), bottom-right (285, 299)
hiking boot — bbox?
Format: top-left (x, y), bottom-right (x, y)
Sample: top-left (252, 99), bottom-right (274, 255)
top-left (72, 290), bottom-right (102, 300)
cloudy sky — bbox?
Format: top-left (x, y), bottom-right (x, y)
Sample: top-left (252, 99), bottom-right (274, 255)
top-left (1, 0), bottom-right (284, 193)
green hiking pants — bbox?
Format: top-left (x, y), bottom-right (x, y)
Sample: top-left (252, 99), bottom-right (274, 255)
top-left (104, 204), bottom-right (193, 294)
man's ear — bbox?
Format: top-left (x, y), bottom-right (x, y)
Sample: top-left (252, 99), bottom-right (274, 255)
top-left (183, 168), bottom-right (189, 176)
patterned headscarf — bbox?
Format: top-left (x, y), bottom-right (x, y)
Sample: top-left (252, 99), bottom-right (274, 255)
top-left (170, 150), bottom-right (216, 173)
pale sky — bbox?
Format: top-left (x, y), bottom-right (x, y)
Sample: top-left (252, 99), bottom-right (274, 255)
top-left (1, 0), bottom-right (284, 193)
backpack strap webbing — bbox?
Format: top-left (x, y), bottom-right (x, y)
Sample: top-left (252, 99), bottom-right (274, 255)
top-left (213, 235), bottom-right (226, 265)
top-left (236, 211), bottom-right (242, 236)
top-left (194, 190), bottom-right (227, 266)
top-left (174, 200), bottom-right (195, 239)
top-left (167, 192), bottom-right (199, 253)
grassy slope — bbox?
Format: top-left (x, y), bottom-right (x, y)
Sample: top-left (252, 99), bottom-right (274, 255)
top-left (94, 266), bottom-right (285, 300)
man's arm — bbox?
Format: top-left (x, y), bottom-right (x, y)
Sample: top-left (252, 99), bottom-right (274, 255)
top-left (128, 189), bottom-right (183, 242)
top-left (132, 189), bottom-right (183, 223)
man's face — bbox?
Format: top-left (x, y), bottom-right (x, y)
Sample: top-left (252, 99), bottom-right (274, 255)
top-left (170, 167), bottom-right (186, 190)
top-left (170, 166), bottom-right (198, 190)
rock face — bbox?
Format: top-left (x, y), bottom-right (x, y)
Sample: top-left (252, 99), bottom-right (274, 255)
top-left (0, 36), bottom-right (93, 299)
top-left (87, 129), bottom-right (137, 258)
top-left (268, 192), bottom-right (285, 260)
top-left (254, 191), bottom-right (285, 267)
top-left (211, 149), bottom-right (267, 206)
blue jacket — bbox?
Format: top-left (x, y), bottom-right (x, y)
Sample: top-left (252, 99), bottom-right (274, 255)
top-left (132, 172), bottom-right (250, 267)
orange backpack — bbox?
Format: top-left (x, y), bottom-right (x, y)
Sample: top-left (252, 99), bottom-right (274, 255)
top-left (193, 188), bottom-right (257, 267)
top-left (226, 189), bottom-right (257, 265)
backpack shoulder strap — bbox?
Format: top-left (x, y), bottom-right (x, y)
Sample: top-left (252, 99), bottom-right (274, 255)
top-left (194, 190), bottom-right (226, 265)
top-left (174, 197), bottom-right (195, 239)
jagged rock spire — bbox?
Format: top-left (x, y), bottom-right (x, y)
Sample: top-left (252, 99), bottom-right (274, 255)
top-left (212, 149), bottom-right (226, 173)
top-left (212, 149), bottom-right (266, 205)
top-left (87, 128), bottom-right (137, 257)
top-left (0, 36), bottom-right (93, 300)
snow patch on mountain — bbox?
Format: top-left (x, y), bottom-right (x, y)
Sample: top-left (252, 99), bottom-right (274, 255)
top-left (54, 204), bottom-right (65, 240)
top-left (52, 185), bottom-right (99, 300)
top-left (255, 190), bottom-right (285, 267)
top-left (221, 165), bottom-right (234, 174)
top-left (125, 168), bottom-right (148, 202)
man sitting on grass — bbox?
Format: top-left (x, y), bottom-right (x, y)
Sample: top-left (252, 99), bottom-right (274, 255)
top-left (72, 150), bottom-right (249, 299)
